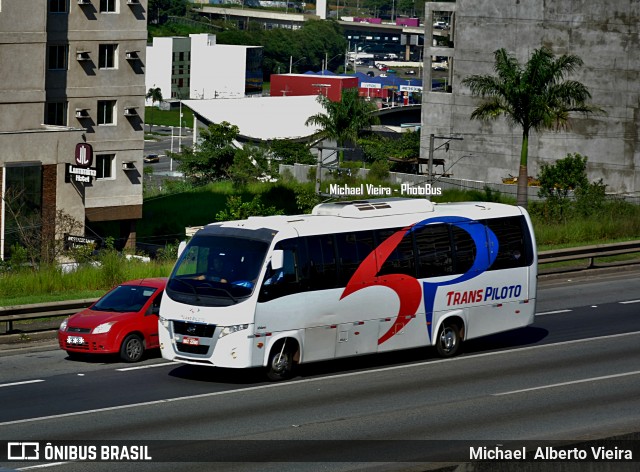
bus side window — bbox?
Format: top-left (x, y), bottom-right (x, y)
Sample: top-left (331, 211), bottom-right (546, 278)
top-left (415, 224), bottom-right (453, 278)
top-left (451, 223), bottom-right (480, 274)
top-left (259, 239), bottom-right (303, 302)
top-left (335, 231), bottom-right (376, 286)
top-left (305, 235), bottom-right (338, 291)
top-left (484, 216), bottom-right (530, 270)
top-left (375, 228), bottom-right (416, 277)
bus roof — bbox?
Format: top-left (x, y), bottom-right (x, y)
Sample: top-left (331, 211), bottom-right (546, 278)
top-left (197, 198), bottom-right (525, 241)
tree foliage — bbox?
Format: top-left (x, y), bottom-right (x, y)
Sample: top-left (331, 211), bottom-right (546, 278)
top-left (462, 47), bottom-right (604, 208)
top-left (535, 153), bottom-right (606, 221)
top-left (305, 87), bottom-right (380, 162)
top-left (170, 122), bottom-right (240, 185)
top-left (215, 195), bottom-right (284, 222)
top-left (269, 140), bottom-right (316, 166)
top-left (214, 19), bottom-right (347, 79)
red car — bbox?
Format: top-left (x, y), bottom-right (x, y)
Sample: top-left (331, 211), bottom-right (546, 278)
top-left (58, 278), bottom-right (167, 362)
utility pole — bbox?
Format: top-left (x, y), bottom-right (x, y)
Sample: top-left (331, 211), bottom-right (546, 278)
top-left (428, 134), bottom-right (463, 184)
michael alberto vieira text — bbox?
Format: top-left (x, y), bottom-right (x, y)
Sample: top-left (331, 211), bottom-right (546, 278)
top-left (470, 445), bottom-right (633, 461)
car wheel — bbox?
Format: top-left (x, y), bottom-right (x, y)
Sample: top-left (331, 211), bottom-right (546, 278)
top-left (120, 334), bottom-right (144, 362)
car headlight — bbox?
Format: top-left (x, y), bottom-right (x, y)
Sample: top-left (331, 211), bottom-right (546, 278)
top-left (59, 318), bottom-right (69, 332)
top-left (219, 324), bottom-right (249, 338)
top-left (92, 322), bottom-right (116, 334)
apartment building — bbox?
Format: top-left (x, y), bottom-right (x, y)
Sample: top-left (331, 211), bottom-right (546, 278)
top-left (146, 33), bottom-right (263, 102)
top-left (0, 0), bottom-right (147, 260)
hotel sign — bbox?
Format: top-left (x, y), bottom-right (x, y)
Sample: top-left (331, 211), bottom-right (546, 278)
top-left (75, 143), bottom-right (93, 167)
top-left (66, 143), bottom-right (97, 184)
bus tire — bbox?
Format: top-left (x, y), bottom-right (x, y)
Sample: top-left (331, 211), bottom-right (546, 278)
top-left (436, 321), bottom-right (461, 357)
top-left (266, 340), bottom-right (296, 381)
top-left (120, 334), bottom-right (144, 363)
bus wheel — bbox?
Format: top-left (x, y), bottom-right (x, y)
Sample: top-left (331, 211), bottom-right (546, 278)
top-left (120, 334), bottom-right (144, 363)
top-left (436, 322), bottom-right (461, 357)
top-left (266, 340), bottom-right (296, 381)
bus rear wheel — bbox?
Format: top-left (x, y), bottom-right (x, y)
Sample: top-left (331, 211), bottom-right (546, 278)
top-left (436, 322), bottom-right (461, 357)
top-left (266, 340), bottom-right (297, 381)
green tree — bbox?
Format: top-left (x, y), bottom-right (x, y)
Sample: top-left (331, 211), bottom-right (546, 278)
top-left (228, 144), bottom-right (271, 189)
top-left (215, 195), bottom-right (284, 222)
top-left (269, 140), bottom-right (316, 166)
top-left (145, 87), bottom-right (163, 131)
top-left (305, 87), bottom-right (380, 163)
top-left (461, 47), bottom-right (604, 208)
top-left (537, 153), bottom-right (606, 221)
top-left (170, 121), bottom-right (239, 185)
top-left (148, 0), bottom-right (189, 25)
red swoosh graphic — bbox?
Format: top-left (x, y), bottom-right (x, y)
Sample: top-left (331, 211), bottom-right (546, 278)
top-left (340, 227), bottom-right (422, 345)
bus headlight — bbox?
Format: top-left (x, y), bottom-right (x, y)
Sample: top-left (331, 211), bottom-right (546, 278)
top-left (219, 324), bottom-right (249, 338)
top-left (159, 316), bottom-right (170, 328)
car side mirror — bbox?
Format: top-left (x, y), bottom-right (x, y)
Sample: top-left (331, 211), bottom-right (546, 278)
top-left (148, 305), bottom-right (160, 316)
top-left (271, 249), bottom-right (284, 271)
top-left (177, 240), bottom-right (187, 258)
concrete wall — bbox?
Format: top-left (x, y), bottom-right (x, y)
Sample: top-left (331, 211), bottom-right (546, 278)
top-left (420, 0), bottom-right (640, 195)
top-left (190, 34), bottom-right (251, 99)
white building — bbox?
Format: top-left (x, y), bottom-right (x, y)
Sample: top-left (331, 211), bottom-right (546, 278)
top-left (145, 34), bottom-right (263, 103)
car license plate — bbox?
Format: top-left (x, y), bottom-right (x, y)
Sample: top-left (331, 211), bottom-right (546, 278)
top-left (67, 336), bottom-right (85, 345)
top-left (182, 336), bottom-right (199, 346)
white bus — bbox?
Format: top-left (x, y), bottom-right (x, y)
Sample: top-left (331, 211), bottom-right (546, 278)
top-left (159, 198), bottom-right (537, 380)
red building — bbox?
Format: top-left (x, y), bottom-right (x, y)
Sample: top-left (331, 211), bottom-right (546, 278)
top-left (270, 74), bottom-right (359, 102)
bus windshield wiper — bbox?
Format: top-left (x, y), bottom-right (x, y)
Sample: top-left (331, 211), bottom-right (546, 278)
top-left (170, 277), bottom-right (200, 301)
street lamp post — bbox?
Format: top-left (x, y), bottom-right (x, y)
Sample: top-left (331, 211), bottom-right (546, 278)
top-left (289, 56), bottom-right (306, 74)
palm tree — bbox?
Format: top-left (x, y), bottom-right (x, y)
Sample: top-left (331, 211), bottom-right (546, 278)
top-left (461, 47), bottom-right (604, 208)
top-left (145, 87), bottom-right (163, 132)
top-left (305, 87), bottom-right (380, 164)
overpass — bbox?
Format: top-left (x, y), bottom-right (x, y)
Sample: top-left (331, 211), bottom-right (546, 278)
top-left (194, 7), bottom-right (447, 60)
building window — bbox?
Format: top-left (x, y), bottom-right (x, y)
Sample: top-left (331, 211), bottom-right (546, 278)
top-left (96, 154), bottom-right (115, 179)
top-left (179, 52), bottom-right (185, 61)
top-left (3, 165), bottom-right (42, 260)
top-left (99, 0), bottom-right (116, 13)
top-left (45, 102), bottom-right (67, 126)
top-left (98, 44), bottom-right (117, 69)
top-left (97, 100), bottom-right (116, 125)
top-left (49, 0), bottom-right (67, 13)
top-left (48, 45), bottom-right (68, 70)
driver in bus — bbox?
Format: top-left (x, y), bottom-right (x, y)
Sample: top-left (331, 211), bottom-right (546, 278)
top-left (197, 255), bottom-right (228, 283)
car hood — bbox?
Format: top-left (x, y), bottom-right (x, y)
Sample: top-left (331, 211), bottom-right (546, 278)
top-left (66, 308), bottom-right (137, 329)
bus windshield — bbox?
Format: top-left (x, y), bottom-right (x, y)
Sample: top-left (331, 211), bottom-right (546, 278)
top-left (166, 234), bottom-right (269, 306)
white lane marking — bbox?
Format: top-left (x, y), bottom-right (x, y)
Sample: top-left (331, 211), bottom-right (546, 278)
top-left (18, 463), bottom-right (68, 470)
top-left (116, 362), bottom-right (178, 372)
top-left (493, 370), bottom-right (640, 396)
top-left (1, 330), bottom-right (640, 427)
top-left (536, 309), bottom-right (572, 316)
top-left (0, 379), bottom-right (44, 388)
top-left (620, 299), bottom-right (640, 304)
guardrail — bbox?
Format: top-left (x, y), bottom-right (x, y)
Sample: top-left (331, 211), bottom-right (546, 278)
top-left (1, 240), bottom-right (639, 334)
top-left (0, 299), bottom-right (97, 334)
top-left (538, 239), bottom-right (640, 269)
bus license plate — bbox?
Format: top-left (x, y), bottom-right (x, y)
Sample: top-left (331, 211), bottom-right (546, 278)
top-left (67, 336), bottom-right (84, 345)
top-left (182, 336), bottom-right (199, 346)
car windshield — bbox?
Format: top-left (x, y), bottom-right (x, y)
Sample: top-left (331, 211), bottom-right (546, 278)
top-left (93, 285), bottom-right (158, 313)
top-left (166, 233), bottom-right (270, 306)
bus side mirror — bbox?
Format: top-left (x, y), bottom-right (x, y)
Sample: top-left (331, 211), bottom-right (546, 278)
top-left (271, 249), bottom-right (284, 271)
top-left (177, 241), bottom-right (187, 258)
